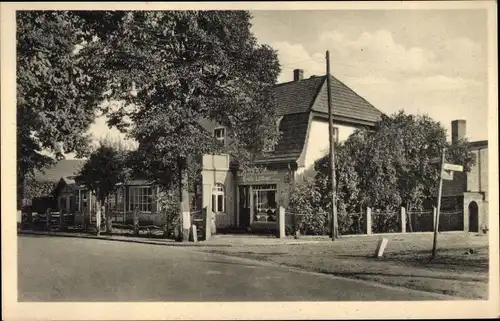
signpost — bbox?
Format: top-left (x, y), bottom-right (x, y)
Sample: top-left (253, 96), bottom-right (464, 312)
top-left (432, 149), bottom-right (464, 258)
top-left (430, 157), bottom-right (441, 164)
top-left (441, 170), bottom-right (454, 181)
top-left (443, 163), bottom-right (463, 172)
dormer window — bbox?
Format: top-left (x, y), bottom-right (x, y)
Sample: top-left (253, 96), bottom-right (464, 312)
top-left (214, 127), bottom-right (226, 146)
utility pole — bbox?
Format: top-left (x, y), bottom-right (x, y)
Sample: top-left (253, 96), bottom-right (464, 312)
top-left (326, 50), bottom-right (339, 240)
top-left (432, 148), bottom-right (446, 258)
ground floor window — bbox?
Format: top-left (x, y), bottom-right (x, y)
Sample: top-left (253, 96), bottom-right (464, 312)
top-left (109, 187), bottom-right (125, 213)
top-left (75, 191), bottom-right (80, 211)
top-left (212, 183), bottom-right (225, 213)
top-left (129, 186), bottom-right (153, 212)
top-left (78, 189), bottom-right (89, 212)
top-left (253, 184), bottom-right (277, 222)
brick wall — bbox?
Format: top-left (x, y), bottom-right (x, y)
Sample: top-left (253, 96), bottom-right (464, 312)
top-left (467, 148), bottom-right (488, 199)
top-left (442, 171), bottom-right (467, 197)
top-left (442, 146), bottom-right (488, 198)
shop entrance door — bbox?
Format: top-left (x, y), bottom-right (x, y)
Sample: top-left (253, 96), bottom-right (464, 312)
top-left (238, 185), bottom-right (251, 228)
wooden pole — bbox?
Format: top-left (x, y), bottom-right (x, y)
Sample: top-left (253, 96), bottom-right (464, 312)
top-left (432, 148), bottom-right (446, 258)
top-left (326, 50), bottom-right (339, 240)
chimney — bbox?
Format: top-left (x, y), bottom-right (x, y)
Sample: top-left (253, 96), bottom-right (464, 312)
top-left (293, 69), bottom-right (304, 82)
top-left (451, 120), bottom-right (466, 144)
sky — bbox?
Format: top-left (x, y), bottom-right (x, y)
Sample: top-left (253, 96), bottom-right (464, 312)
top-left (87, 9), bottom-right (489, 153)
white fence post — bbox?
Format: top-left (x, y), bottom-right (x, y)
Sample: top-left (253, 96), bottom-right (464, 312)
top-left (191, 224), bottom-right (198, 243)
top-left (433, 206), bottom-right (437, 231)
top-left (400, 207), bottom-right (406, 233)
top-left (375, 237), bottom-right (389, 258)
top-left (366, 207), bottom-right (372, 235)
top-left (276, 206), bottom-right (286, 239)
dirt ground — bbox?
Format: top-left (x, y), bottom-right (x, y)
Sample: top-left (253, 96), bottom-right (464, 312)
top-left (194, 232), bottom-right (490, 299)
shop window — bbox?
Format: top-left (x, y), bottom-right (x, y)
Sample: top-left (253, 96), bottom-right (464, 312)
top-left (253, 184), bottom-right (277, 222)
top-left (129, 186), bottom-right (153, 212)
top-left (214, 127), bottom-right (226, 147)
top-left (212, 183), bottom-right (225, 213)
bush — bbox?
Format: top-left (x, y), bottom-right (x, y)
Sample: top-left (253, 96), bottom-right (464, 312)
top-left (338, 211), bottom-right (365, 235)
top-left (371, 211), bottom-right (399, 233)
top-left (157, 195), bottom-right (180, 238)
top-left (287, 177), bottom-right (329, 235)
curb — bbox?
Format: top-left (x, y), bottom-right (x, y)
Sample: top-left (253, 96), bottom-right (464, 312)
top-left (18, 230), bottom-right (327, 247)
top-left (18, 230), bottom-right (222, 247)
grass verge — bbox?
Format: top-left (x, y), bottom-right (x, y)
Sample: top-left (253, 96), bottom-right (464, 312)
top-left (194, 232), bottom-right (489, 299)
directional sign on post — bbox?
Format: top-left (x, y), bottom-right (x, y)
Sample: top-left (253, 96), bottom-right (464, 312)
top-left (441, 169), bottom-right (454, 181)
top-left (443, 163), bottom-right (463, 172)
top-left (430, 157), bottom-right (441, 164)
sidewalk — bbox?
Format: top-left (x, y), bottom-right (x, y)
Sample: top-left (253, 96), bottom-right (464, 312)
top-left (18, 229), bottom-right (332, 247)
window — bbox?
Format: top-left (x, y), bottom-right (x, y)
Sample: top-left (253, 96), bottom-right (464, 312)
top-left (211, 183), bottom-right (225, 213)
top-left (79, 189), bottom-right (88, 211)
top-left (129, 186), bottom-right (153, 212)
top-left (75, 190), bottom-right (80, 211)
top-left (253, 184), bottom-right (277, 222)
top-left (109, 187), bottom-right (125, 212)
top-left (214, 127), bottom-right (226, 146)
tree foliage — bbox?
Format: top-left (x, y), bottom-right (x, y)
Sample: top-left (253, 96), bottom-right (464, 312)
top-left (85, 11), bottom-right (282, 189)
top-left (315, 111), bottom-right (476, 215)
top-left (16, 11), bottom-right (125, 208)
top-left (78, 139), bottom-right (131, 205)
top-left (78, 137), bottom-right (132, 234)
top-left (289, 111), bottom-right (477, 235)
top-left (17, 12), bottom-right (101, 173)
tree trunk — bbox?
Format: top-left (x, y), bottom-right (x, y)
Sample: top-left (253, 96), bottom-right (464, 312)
top-left (95, 199), bottom-right (101, 236)
top-left (178, 157), bottom-right (191, 242)
top-left (163, 217), bottom-right (169, 238)
top-left (133, 207), bottom-right (139, 236)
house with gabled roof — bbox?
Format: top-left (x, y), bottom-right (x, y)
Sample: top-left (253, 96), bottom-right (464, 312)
top-left (200, 69), bottom-right (383, 231)
top-left (27, 159), bottom-right (86, 214)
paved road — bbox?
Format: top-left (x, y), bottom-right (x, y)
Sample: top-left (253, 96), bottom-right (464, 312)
top-left (18, 235), bottom-right (450, 301)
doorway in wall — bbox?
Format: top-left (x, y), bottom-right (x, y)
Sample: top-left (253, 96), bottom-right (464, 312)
top-left (468, 201), bottom-right (479, 232)
top-left (238, 185), bottom-right (251, 228)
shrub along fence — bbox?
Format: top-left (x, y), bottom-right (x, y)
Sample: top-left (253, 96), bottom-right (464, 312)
top-left (283, 206), bottom-right (466, 237)
top-left (406, 210), bottom-right (435, 232)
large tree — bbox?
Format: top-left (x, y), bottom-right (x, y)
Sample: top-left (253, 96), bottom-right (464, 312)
top-left (315, 111), bottom-right (476, 233)
top-left (16, 11), bottom-right (125, 209)
top-left (87, 11), bottom-right (281, 241)
top-left (78, 137), bottom-right (131, 235)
